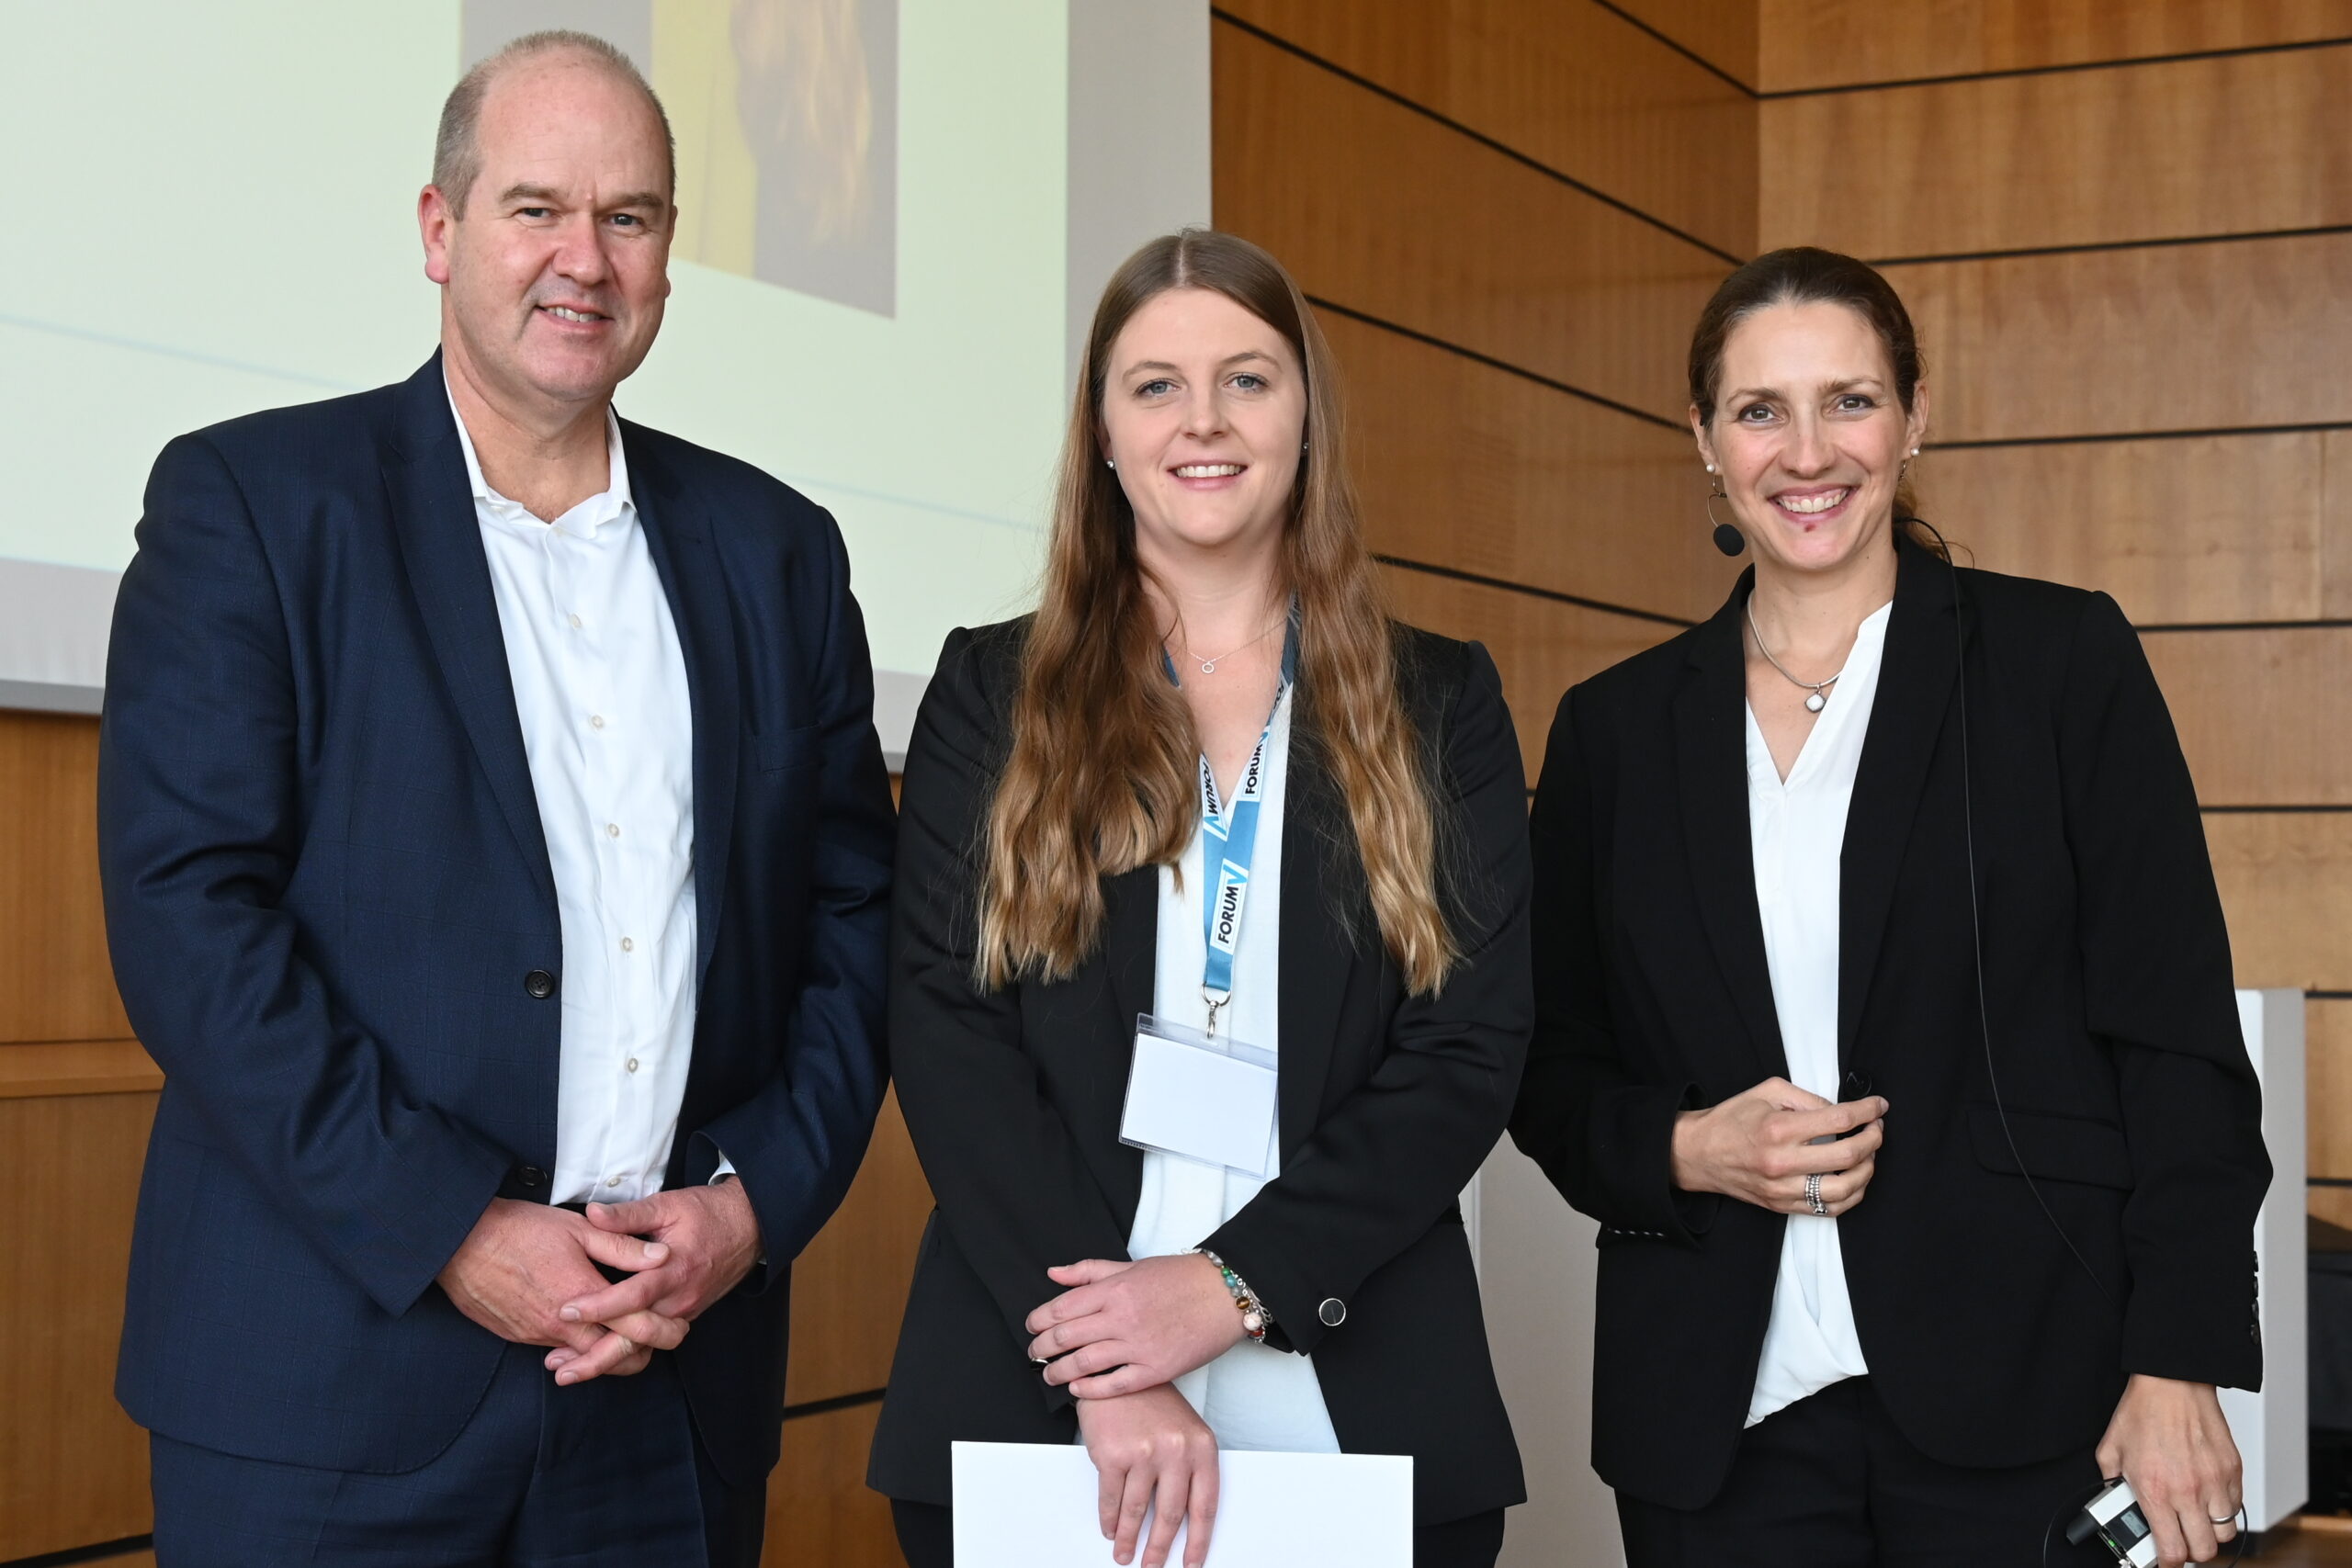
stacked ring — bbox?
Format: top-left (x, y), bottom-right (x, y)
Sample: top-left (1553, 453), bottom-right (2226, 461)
top-left (1804, 1172), bottom-right (1828, 1217)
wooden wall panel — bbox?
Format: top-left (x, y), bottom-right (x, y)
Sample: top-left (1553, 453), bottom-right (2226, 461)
top-left (1218, 0), bottom-right (1756, 257)
top-left (2145, 628), bottom-right (2352, 807)
top-left (1761, 44), bottom-right (2352, 259)
top-left (786, 1091), bottom-right (930, 1404)
top-left (1214, 17), bottom-right (1731, 424)
top-left (1379, 568), bottom-right (1682, 780)
top-left (0, 711), bottom-right (130, 1044)
top-left (1758, 0), bottom-right (2352, 93)
top-left (1891, 232), bottom-right (2352, 442)
top-left (1611, 0), bottom-right (1759, 87)
top-left (2322, 428), bottom-right (2352, 618)
top-left (2308, 998), bottom-right (2352, 1180)
top-left (1924, 435), bottom-right (2326, 626)
top-left (2209, 813), bottom-right (2352, 991)
top-left (1330, 314), bottom-right (1735, 624)
top-left (762, 1401), bottom-right (897, 1568)
top-left (0, 1089), bottom-right (155, 1561)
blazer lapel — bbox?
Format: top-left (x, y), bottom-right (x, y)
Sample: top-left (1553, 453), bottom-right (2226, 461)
top-left (1837, 542), bottom-right (1962, 1078)
top-left (382, 355), bottom-right (555, 904)
top-left (1673, 573), bottom-right (1789, 1082)
top-left (626, 422), bottom-right (742, 988)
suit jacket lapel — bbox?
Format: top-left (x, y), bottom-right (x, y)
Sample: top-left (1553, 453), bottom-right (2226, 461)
top-left (1674, 572), bottom-right (1789, 1082)
top-left (626, 421), bottom-right (741, 988)
top-left (1838, 542), bottom-right (1961, 1077)
top-left (381, 355), bottom-right (555, 904)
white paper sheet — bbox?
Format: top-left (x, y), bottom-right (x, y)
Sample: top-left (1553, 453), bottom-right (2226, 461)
top-left (952, 1441), bottom-right (1412, 1566)
top-left (1119, 1028), bottom-right (1279, 1177)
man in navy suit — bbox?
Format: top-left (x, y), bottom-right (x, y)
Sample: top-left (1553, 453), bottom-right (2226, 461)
top-left (96, 29), bottom-right (894, 1565)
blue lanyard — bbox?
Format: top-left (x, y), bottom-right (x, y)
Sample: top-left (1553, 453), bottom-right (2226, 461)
top-left (1185, 618), bottom-right (1299, 1039)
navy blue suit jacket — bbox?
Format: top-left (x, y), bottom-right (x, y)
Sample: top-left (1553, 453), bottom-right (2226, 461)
top-left (99, 354), bottom-right (895, 1486)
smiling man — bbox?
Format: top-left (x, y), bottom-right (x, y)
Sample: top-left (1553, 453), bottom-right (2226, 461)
top-left (97, 31), bottom-right (894, 1567)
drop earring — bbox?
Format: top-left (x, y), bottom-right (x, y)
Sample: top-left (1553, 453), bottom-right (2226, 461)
top-left (1704, 467), bottom-right (1745, 558)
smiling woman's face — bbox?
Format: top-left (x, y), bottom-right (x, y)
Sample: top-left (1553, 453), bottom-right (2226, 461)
top-left (1099, 286), bottom-right (1306, 566)
top-left (1694, 299), bottom-right (1928, 578)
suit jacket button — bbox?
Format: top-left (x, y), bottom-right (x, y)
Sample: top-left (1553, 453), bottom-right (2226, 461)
top-left (514, 1165), bottom-right (547, 1190)
top-left (1317, 1298), bottom-right (1346, 1327)
top-left (524, 969), bottom-right (557, 999)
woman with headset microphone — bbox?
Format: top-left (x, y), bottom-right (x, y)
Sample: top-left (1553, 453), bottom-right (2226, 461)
top-left (1510, 247), bottom-right (2269, 1567)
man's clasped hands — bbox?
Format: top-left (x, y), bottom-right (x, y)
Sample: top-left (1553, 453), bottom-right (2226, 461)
top-left (435, 1178), bottom-right (764, 1384)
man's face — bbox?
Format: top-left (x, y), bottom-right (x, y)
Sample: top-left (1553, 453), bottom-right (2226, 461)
top-left (420, 55), bottom-right (673, 415)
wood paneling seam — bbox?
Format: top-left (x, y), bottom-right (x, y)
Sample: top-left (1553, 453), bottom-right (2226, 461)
top-left (1935, 422), bottom-right (2352, 452)
top-left (1758, 32), bottom-right (2352, 100)
top-left (1588, 0), bottom-right (1757, 96)
top-left (780, 1387), bottom-right (887, 1422)
top-left (1871, 223), bottom-right (2352, 272)
top-left (2140, 620), bottom-right (2352, 634)
top-left (0, 1533), bottom-right (154, 1568)
top-left (1377, 556), bottom-right (1697, 629)
top-left (1209, 8), bottom-right (1745, 265)
top-left (1306, 296), bottom-right (1686, 434)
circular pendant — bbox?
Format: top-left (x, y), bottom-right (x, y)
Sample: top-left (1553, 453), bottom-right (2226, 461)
top-left (1804, 692), bottom-right (1827, 713)
top-left (1198, 660), bottom-right (1216, 674)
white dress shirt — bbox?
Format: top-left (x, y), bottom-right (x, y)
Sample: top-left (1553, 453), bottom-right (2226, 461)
top-left (1125, 693), bottom-right (1343, 1453)
top-left (448, 387), bottom-right (707, 1207)
top-left (1743, 600), bottom-right (1893, 1427)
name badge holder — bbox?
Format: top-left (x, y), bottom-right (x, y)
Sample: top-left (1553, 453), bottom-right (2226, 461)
top-left (1118, 641), bottom-right (1293, 1180)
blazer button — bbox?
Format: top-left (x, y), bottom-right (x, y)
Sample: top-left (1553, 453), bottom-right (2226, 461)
top-left (524, 969), bottom-right (557, 999)
top-left (514, 1165), bottom-right (547, 1190)
top-left (1317, 1298), bottom-right (1347, 1327)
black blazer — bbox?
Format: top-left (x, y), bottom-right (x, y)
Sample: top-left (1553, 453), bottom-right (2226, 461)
top-left (868, 619), bottom-right (1532, 1524)
top-left (1510, 540), bottom-right (2269, 1511)
top-left (99, 355), bottom-right (896, 1487)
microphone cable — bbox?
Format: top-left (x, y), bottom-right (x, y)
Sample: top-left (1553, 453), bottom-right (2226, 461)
top-left (1901, 515), bottom-right (2116, 1312)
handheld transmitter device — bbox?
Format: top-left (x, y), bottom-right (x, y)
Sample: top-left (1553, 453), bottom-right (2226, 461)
top-left (2064, 1479), bottom-right (2156, 1565)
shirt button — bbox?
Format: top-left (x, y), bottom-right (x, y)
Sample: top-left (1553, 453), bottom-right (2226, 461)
top-left (626, 1057), bottom-right (639, 1074)
top-left (569, 614), bottom-right (583, 628)
top-left (606, 1175), bottom-right (624, 1188)
top-left (605, 823), bottom-right (620, 838)
top-left (620, 936), bottom-right (634, 953)
top-left (590, 715), bottom-right (605, 729)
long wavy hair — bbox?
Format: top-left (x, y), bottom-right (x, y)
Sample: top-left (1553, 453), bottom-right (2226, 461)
top-left (976, 230), bottom-right (1457, 995)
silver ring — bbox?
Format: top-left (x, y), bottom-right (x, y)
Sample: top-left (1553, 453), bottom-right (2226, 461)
top-left (1804, 1172), bottom-right (1828, 1217)
top-left (2211, 1514), bottom-right (2237, 1525)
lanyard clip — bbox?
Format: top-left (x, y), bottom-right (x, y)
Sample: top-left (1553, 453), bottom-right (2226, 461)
top-left (1203, 993), bottom-right (1227, 1041)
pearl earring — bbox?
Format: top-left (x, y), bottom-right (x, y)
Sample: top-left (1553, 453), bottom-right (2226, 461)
top-left (1105, 458), bottom-right (1115, 470)
top-left (1704, 463), bottom-right (1715, 473)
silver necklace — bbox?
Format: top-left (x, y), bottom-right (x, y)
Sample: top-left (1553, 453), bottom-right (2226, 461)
top-left (1745, 597), bottom-right (1843, 714)
top-left (1178, 617), bottom-right (1282, 675)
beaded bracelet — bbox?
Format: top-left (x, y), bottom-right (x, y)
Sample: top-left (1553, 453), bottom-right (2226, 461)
top-left (1194, 1247), bottom-right (1272, 1342)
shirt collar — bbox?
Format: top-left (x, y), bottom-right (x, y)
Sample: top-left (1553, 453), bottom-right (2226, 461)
top-left (444, 373), bottom-right (633, 537)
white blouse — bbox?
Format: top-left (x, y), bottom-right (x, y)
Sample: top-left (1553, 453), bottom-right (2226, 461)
top-left (1125, 692), bottom-right (1342, 1452)
top-left (1743, 600), bottom-right (1893, 1428)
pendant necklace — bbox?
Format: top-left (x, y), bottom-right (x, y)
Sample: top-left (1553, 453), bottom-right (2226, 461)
top-left (1745, 597), bottom-right (1843, 714)
top-left (1178, 617), bottom-right (1282, 676)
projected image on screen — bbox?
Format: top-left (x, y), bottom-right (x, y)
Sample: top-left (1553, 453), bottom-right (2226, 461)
top-left (463, 0), bottom-right (899, 315)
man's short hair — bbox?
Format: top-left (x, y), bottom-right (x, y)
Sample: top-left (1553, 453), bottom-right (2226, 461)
top-left (433, 30), bottom-right (676, 217)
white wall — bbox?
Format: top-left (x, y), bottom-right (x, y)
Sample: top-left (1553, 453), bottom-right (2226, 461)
top-left (1476, 1144), bottom-right (1626, 1564)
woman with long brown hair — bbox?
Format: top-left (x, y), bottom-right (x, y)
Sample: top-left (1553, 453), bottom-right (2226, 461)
top-left (867, 230), bottom-right (1531, 1567)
